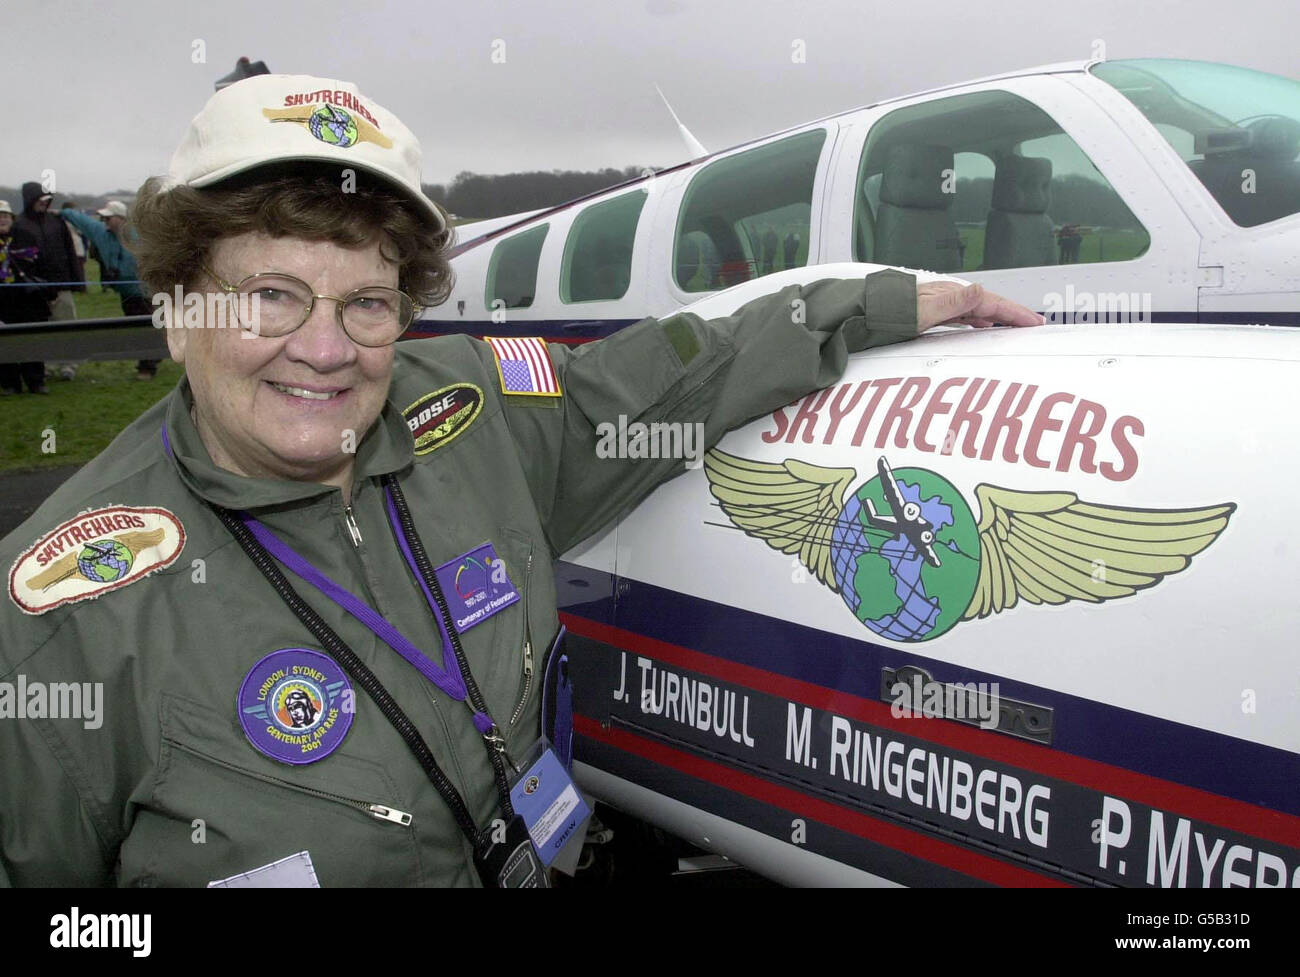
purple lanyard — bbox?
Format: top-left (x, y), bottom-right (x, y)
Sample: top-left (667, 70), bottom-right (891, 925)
top-left (163, 419), bottom-right (496, 735)
top-left (240, 508), bottom-right (498, 736)
top-left (166, 420), bottom-right (496, 732)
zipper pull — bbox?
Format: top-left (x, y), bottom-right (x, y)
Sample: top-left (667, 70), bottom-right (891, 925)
top-left (366, 804), bottom-right (413, 826)
top-left (344, 505), bottom-right (363, 547)
top-left (523, 639), bottom-right (534, 677)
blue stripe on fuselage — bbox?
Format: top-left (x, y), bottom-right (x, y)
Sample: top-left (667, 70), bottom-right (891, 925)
top-left (555, 558), bottom-right (1300, 816)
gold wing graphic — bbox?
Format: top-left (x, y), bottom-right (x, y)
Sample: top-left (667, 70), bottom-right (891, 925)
top-left (965, 485), bottom-right (1235, 620)
top-left (703, 449), bottom-right (855, 591)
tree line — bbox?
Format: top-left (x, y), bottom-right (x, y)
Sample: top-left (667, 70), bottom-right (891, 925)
top-left (423, 167), bottom-right (654, 221)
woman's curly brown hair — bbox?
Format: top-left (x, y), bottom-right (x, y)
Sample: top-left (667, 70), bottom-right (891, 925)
top-left (131, 163), bottom-right (454, 307)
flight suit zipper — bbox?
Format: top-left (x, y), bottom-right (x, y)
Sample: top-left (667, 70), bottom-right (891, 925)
top-left (344, 505), bottom-right (363, 547)
top-left (170, 741), bottom-right (414, 826)
top-left (508, 550), bottom-right (536, 730)
top-left (384, 479), bottom-right (520, 804)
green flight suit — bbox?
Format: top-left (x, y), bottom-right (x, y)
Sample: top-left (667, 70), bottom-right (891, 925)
top-left (0, 270), bottom-right (918, 886)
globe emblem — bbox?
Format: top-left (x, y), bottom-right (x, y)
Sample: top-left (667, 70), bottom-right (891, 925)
top-left (76, 538), bottom-right (133, 584)
top-left (308, 105), bottom-right (359, 148)
top-left (830, 468), bottom-right (980, 642)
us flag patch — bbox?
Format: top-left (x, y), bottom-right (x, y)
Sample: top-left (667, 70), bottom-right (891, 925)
top-left (485, 336), bottom-right (561, 397)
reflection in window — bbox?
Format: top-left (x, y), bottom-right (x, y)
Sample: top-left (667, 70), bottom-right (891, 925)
top-left (561, 191), bottom-right (647, 303)
top-left (1093, 59), bottom-right (1300, 227)
top-left (674, 129), bottom-right (825, 292)
top-left (487, 224), bottom-right (549, 309)
top-left (852, 90), bottom-right (1149, 271)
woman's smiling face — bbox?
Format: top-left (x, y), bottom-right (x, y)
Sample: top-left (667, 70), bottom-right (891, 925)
top-left (166, 232), bottom-right (398, 492)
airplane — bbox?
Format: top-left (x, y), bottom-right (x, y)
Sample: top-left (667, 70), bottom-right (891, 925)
top-left (420, 57), bottom-right (1300, 343)
top-left (554, 261), bottom-right (1300, 887)
top-left (862, 455), bottom-right (943, 569)
top-left (423, 57), bottom-right (1300, 886)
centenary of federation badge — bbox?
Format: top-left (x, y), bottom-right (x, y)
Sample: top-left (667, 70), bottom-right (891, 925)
top-left (238, 649), bottom-right (354, 764)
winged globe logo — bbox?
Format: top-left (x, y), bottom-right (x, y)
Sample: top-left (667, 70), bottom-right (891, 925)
top-left (704, 449), bottom-right (1235, 642)
top-left (261, 105), bottom-right (393, 150)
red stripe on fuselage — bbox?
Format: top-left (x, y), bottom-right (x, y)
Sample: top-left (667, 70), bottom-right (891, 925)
top-left (575, 713), bottom-right (1067, 886)
top-left (561, 612), bottom-right (1300, 849)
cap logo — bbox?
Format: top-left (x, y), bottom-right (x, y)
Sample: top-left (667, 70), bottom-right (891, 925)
top-left (263, 97), bottom-right (393, 150)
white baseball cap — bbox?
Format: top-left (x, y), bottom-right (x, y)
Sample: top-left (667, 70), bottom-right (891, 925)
top-left (0, 200), bottom-right (12, 216)
top-left (164, 74), bottom-right (445, 232)
top-left (97, 200), bottom-right (129, 218)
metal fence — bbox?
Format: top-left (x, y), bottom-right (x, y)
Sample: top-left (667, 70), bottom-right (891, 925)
top-left (0, 315), bottom-right (165, 362)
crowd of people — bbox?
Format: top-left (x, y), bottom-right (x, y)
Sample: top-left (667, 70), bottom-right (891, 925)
top-left (0, 182), bottom-right (157, 395)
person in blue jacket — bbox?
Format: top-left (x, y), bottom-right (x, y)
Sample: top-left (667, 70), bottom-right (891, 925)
top-left (60, 201), bottom-right (160, 380)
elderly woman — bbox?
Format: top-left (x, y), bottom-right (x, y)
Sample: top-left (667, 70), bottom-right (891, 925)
top-left (0, 75), bottom-right (1040, 887)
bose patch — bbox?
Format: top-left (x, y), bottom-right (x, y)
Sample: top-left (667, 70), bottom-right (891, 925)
top-left (8, 506), bottom-right (186, 615)
top-left (485, 337), bottom-right (562, 397)
top-left (402, 383), bottom-right (483, 455)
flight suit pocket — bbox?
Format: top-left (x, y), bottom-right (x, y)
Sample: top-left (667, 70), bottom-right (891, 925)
top-left (119, 692), bottom-right (423, 887)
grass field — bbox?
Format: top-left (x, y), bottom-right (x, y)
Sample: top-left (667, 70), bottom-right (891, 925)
top-left (73, 258), bottom-right (128, 318)
top-left (955, 225), bottom-right (1150, 271)
top-left (0, 360), bottom-right (182, 471)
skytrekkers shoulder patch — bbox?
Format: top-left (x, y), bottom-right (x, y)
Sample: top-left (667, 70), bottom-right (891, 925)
top-left (402, 383), bottom-right (484, 456)
top-left (8, 505), bottom-right (186, 615)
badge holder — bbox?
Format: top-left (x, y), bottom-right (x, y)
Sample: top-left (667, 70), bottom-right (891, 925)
top-left (508, 739), bottom-right (592, 874)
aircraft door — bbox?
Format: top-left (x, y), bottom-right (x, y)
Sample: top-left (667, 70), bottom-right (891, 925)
top-left (839, 76), bottom-right (1201, 324)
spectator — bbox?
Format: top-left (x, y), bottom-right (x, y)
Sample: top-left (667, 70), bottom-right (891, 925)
top-left (60, 200), bottom-right (159, 380)
top-left (783, 230), bottom-right (801, 269)
top-left (1057, 223), bottom-right (1083, 264)
top-left (59, 201), bottom-right (88, 290)
top-left (14, 182), bottom-right (82, 381)
top-left (0, 199), bottom-right (50, 394)
top-left (761, 227), bottom-right (778, 276)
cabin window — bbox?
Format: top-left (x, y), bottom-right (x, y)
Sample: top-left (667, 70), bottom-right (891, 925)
top-left (674, 129), bottom-right (826, 292)
top-left (487, 224), bottom-right (549, 309)
top-left (852, 90), bottom-right (1149, 271)
top-left (561, 190), bottom-right (648, 303)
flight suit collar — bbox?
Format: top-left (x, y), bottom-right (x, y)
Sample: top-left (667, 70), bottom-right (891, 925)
top-left (163, 375), bottom-right (415, 510)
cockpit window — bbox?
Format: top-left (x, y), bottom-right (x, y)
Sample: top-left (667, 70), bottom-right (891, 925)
top-left (1092, 59), bottom-right (1300, 227)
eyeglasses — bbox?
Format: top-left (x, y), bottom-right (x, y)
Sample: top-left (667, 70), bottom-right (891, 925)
top-left (205, 267), bottom-right (416, 347)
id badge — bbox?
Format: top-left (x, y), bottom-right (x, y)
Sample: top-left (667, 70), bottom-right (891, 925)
top-left (510, 744), bottom-right (591, 867)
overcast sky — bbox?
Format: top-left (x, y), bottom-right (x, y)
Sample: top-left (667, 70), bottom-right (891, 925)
top-left (9, 0), bottom-right (1296, 195)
